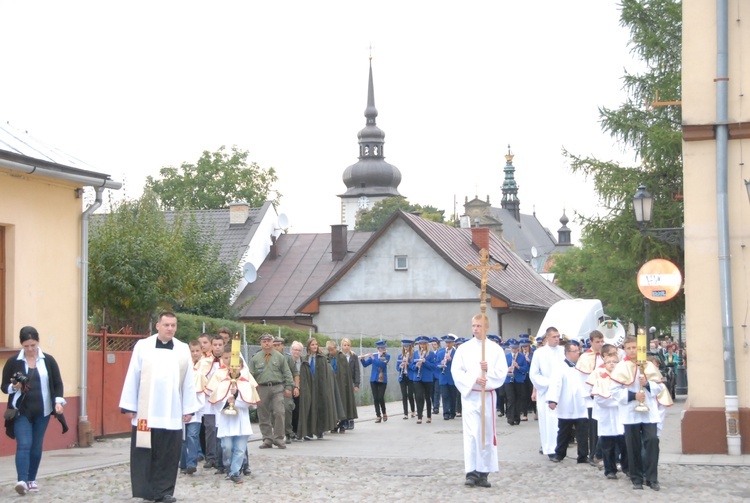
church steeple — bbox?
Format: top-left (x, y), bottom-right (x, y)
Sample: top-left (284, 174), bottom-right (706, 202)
top-left (501, 145), bottom-right (520, 222)
top-left (557, 209), bottom-right (572, 245)
top-left (339, 58), bottom-right (403, 229)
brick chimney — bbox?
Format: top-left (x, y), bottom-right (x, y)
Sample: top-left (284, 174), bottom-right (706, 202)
top-left (331, 224), bottom-right (348, 261)
top-left (471, 226), bottom-right (490, 251)
top-left (229, 202), bottom-right (250, 225)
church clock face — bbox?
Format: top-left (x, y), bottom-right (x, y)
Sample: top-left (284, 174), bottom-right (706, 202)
top-left (358, 196), bottom-right (369, 209)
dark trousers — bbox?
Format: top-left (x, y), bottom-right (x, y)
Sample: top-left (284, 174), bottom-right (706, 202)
top-left (587, 408), bottom-right (598, 460)
top-left (624, 422), bottom-right (659, 484)
top-left (370, 381), bottom-right (387, 417)
top-left (523, 379), bottom-right (535, 414)
top-left (291, 395), bottom-right (300, 436)
top-left (414, 380), bottom-right (433, 419)
top-left (600, 434), bottom-right (628, 476)
top-left (130, 427), bottom-right (181, 500)
top-left (496, 387), bottom-right (506, 414)
top-left (201, 414), bottom-right (217, 464)
top-left (400, 377), bottom-right (415, 415)
top-left (505, 381), bottom-right (525, 423)
top-left (441, 384), bottom-right (457, 418)
top-left (555, 417), bottom-right (589, 461)
top-left (432, 378), bottom-right (441, 411)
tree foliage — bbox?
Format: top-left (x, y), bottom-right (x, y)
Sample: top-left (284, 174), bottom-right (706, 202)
top-left (88, 192), bottom-right (239, 332)
top-left (145, 145), bottom-right (281, 210)
top-left (355, 197), bottom-right (446, 231)
top-left (552, 0), bottom-right (683, 331)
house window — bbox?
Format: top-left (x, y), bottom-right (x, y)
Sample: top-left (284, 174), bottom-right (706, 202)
top-left (0, 226), bottom-right (5, 347)
top-left (394, 255), bottom-right (408, 271)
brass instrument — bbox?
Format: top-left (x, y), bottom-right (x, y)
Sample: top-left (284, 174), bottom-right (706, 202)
top-left (223, 332), bottom-right (242, 415)
top-left (634, 331), bottom-right (649, 412)
top-left (440, 347), bottom-right (451, 374)
top-left (415, 347), bottom-right (424, 379)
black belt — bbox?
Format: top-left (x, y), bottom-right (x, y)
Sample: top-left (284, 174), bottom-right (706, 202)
top-left (259, 382), bottom-right (283, 387)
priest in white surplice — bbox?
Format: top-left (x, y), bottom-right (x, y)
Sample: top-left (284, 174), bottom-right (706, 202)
top-left (528, 327), bottom-right (564, 460)
top-left (120, 312), bottom-right (200, 503)
top-left (451, 313), bottom-right (508, 488)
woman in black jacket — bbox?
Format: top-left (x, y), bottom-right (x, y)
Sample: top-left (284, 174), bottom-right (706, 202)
top-left (2, 326), bottom-right (65, 496)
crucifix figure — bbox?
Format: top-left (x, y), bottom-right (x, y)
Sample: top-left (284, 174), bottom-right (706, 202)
top-left (466, 247), bottom-right (504, 442)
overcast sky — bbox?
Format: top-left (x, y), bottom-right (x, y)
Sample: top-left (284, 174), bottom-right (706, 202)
top-left (1, 1), bottom-right (640, 239)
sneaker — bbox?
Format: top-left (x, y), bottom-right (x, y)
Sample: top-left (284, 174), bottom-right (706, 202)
top-left (15, 481), bottom-right (28, 495)
top-left (27, 481), bottom-right (39, 492)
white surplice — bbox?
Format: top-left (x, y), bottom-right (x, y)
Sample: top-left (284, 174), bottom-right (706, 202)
top-left (528, 344), bottom-right (564, 455)
top-left (451, 337), bottom-right (508, 473)
top-left (119, 335), bottom-right (200, 430)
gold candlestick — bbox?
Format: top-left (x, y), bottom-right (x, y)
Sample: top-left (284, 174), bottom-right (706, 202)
top-left (634, 331), bottom-right (649, 412)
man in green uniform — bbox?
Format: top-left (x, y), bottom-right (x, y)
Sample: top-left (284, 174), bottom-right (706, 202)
top-left (274, 337), bottom-right (299, 443)
top-left (248, 333), bottom-right (293, 449)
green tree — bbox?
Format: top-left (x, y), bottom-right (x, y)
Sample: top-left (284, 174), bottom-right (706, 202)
top-left (88, 192), bottom-right (238, 332)
top-left (355, 197), bottom-right (445, 231)
top-left (552, 0), bottom-right (683, 331)
top-left (145, 145), bottom-right (281, 210)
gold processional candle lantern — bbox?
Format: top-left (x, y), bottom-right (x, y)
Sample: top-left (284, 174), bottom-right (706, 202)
top-left (634, 331), bottom-right (649, 412)
top-left (223, 332), bottom-right (242, 416)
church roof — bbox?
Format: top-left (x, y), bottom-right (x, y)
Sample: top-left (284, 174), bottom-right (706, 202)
top-left (234, 230), bottom-right (373, 320)
top-left (488, 206), bottom-right (558, 260)
top-left (340, 60), bottom-right (402, 198)
top-left (297, 211), bottom-right (571, 314)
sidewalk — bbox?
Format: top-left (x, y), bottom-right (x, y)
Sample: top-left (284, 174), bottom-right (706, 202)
top-left (1, 395), bottom-right (748, 485)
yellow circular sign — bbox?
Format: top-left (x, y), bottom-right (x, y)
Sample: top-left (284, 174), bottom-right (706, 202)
top-left (637, 259), bottom-right (682, 302)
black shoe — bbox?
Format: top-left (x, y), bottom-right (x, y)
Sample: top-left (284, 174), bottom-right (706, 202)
top-left (444, 415), bottom-right (450, 420)
top-left (549, 455), bottom-right (561, 463)
top-left (633, 482), bottom-right (644, 490)
top-left (476, 473), bottom-right (491, 488)
top-left (464, 471), bottom-right (479, 487)
top-left (229, 475), bottom-right (243, 484)
top-left (243, 468), bottom-right (251, 476)
top-left (606, 473), bottom-right (618, 480)
top-left (156, 496), bottom-right (177, 503)
top-left (432, 409), bottom-right (439, 415)
top-left (203, 461), bottom-right (216, 469)
top-left (514, 420), bottom-right (521, 425)
top-left (214, 468), bottom-right (225, 475)
top-left (186, 466), bottom-right (196, 475)
top-left (649, 482), bottom-right (660, 491)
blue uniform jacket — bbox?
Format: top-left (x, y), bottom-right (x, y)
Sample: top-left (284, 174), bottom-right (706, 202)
top-left (409, 350), bottom-right (437, 382)
top-left (362, 352), bottom-right (390, 383)
top-left (436, 347), bottom-right (456, 386)
top-left (505, 351), bottom-right (530, 384)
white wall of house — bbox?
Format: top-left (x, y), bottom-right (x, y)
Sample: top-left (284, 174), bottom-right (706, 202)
top-left (315, 219), bottom-right (549, 340)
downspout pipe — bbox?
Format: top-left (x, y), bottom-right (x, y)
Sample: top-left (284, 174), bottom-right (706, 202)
top-left (78, 186), bottom-right (105, 447)
top-left (715, 0), bottom-right (741, 456)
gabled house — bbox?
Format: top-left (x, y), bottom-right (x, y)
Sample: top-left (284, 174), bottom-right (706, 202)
top-left (234, 225), bottom-right (373, 330)
top-left (295, 211), bottom-right (571, 341)
top-left (0, 121), bottom-right (121, 452)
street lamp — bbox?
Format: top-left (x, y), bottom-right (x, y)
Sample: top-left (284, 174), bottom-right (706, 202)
top-left (632, 184), bottom-right (684, 249)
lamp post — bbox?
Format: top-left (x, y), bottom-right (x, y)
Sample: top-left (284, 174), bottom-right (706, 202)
top-left (632, 184), bottom-right (685, 249)
top-left (633, 183), bottom-right (687, 394)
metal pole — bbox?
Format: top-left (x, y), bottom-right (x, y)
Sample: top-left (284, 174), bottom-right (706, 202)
top-left (644, 299), bottom-right (651, 345)
top-left (716, 0), bottom-right (741, 455)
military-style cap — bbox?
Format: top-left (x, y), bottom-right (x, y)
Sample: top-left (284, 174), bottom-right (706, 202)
top-left (375, 340), bottom-right (387, 347)
top-left (401, 339), bottom-right (414, 346)
top-left (259, 333), bottom-right (274, 341)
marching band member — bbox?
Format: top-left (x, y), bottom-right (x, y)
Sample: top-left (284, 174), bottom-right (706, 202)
top-left (361, 340), bottom-right (390, 423)
top-left (504, 338), bottom-right (530, 426)
top-left (411, 336), bottom-right (437, 424)
top-left (397, 340), bottom-right (416, 420)
top-left (437, 334), bottom-right (458, 420)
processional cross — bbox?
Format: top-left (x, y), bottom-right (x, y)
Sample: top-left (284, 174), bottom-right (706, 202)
top-left (466, 247), bottom-right (504, 443)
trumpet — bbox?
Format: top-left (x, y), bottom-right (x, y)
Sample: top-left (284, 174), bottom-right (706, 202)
top-left (440, 348), bottom-right (451, 374)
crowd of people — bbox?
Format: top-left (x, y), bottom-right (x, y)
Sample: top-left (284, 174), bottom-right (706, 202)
top-left (4, 310), bottom-right (680, 501)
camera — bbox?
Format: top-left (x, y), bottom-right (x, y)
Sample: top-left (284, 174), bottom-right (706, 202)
top-left (11, 371), bottom-right (29, 386)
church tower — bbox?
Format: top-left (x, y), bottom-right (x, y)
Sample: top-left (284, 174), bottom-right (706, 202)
top-left (339, 58), bottom-right (402, 229)
top-left (500, 145), bottom-right (520, 222)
